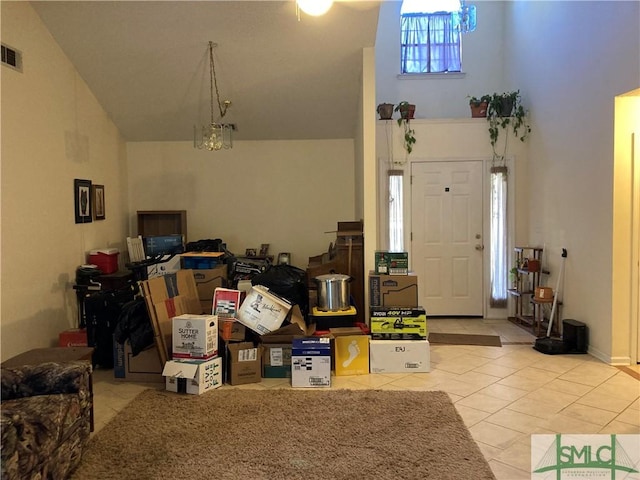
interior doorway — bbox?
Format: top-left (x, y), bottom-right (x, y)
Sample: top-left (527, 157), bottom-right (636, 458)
top-left (410, 160), bottom-right (484, 316)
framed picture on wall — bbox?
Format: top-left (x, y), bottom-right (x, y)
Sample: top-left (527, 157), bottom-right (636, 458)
top-left (92, 184), bottom-right (105, 220)
top-left (74, 178), bottom-right (92, 224)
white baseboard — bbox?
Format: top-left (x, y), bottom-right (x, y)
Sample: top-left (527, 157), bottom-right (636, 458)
top-left (588, 345), bottom-right (632, 365)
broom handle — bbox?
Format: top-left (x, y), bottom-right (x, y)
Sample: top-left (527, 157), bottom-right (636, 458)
top-left (546, 248), bottom-right (567, 337)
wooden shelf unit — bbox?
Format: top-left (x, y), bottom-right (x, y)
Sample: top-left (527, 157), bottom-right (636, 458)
top-left (508, 247), bottom-right (546, 334)
top-left (137, 210), bottom-right (187, 242)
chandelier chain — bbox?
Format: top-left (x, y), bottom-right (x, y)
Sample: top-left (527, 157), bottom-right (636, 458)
top-left (208, 41), bottom-right (229, 123)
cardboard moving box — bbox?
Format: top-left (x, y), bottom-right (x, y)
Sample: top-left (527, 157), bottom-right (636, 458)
top-left (113, 341), bottom-right (164, 383)
top-left (172, 314), bottom-right (218, 360)
top-left (193, 266), bottom-right (227, 303)
top-left (163, 357), bottom-right (222, 395)
top-left (237, 285), bottom-right (292, 335)
top-left (369, 272), bottom-right (419, 307)
top-left (291, 337), bottom-right (331, 388)
top-left (227, 342), bottom-right (262, 385)
top-left (259, 317), bottom-right (308, 378)
top-left (370, 307), bottom-right (427, 340)
top-left (369, 339), bottom-right (430, 373)
top-left (334, 335), bottom-right (370, 376)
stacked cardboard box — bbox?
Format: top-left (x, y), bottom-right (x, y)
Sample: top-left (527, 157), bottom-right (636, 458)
top-left (181, 252), bottom-right (227, 313)
top-left (368, 253), bottom-right (430, 373)
top-left (162, 314), bottom-right (222, 395)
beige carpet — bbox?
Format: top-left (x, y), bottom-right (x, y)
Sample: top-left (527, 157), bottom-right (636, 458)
top-left (73, 389), bottom-right (495, 480)
top-left (429, 332), bottom-right (502, 347)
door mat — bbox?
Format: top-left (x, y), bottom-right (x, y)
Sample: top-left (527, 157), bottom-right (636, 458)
top-left (428, 332), bottom-right (502, 347)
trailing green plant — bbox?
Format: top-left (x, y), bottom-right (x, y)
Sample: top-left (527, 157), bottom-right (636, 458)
top-left (486, 90), bottom-right (531, 162)
top-left (468, 94), bottom-right (491, 107)
top-left (394, 101), bottom-right (416, 154)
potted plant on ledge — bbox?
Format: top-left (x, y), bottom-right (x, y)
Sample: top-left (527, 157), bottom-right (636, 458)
top-left (468, 95), bottom-right (491, 118)
top-left (486, 90), bottom-right (531, 162)
top-left (394, 101), bottom-right (417, 154)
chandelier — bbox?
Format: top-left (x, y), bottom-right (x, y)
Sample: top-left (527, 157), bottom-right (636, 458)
top-left (194, 41), bottom-right (233, 151)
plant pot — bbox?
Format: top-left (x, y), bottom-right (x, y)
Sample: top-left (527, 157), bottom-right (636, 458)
top-left (496, 97), bottom-right (514, 117)
top-left (377, 103), bottom-right (394, 120)
top-left (527, 258), bottom-right (540, 272)
top-left (399, 104), bottom-right (416, 120)
top-left (470, 102), bottom-right (488, 118)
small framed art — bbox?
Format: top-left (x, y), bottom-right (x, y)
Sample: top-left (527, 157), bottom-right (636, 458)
top-left (92, 184), bottom-right (105, 220)
top-left (74, 178), bottom-right (92, 224)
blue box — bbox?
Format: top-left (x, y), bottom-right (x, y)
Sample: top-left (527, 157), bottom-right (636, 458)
top-left (291, 338), bottom-right (331, 387)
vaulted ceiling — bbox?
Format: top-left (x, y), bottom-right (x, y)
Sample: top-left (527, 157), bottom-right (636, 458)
top-left (30, 1), bottom-right (381, 142)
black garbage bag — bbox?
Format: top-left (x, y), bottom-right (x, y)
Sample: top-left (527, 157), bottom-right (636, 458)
top-left (114, 297), bottom-right (154, 356)
top-left (251, 264), bottom-right (309, 316)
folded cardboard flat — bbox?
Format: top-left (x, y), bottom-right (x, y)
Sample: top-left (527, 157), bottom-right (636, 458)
top-left (140, 269), bottom-right (203, 365)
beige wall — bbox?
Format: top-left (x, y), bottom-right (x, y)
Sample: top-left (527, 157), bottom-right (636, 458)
top-left (126, 140), bottom-right (356, 270)
top-left (1, 2), bottom-right (130, 361)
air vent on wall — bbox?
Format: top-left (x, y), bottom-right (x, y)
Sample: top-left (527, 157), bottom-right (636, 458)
top-left (1, 43), bottom-right (22, 72)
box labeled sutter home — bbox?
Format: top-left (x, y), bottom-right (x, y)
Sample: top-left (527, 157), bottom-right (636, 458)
top-left (369, 272), bottom-right (418, 307)
top-left (162, 357), bottom-right (222, 395)
top-left (370, 307), bottom-right (427, 340)
top-left (369, 339), bottom-right (430, 373)
top-left (237, 285), bottom-right (292, 335)
top-left (291, 337), bottom-right (331, 388)
top-left (172, 314), bottom-right (218, 359)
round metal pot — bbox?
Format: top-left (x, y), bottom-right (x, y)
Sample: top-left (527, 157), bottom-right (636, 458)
top-left (315, 274), bottom-right (351, 312)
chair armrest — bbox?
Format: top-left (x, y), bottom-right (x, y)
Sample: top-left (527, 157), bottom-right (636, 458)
top-left (1, 361), bottom-right (91, 401)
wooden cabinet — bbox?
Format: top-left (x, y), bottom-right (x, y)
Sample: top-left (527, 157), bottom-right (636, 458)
top-left (137, 210), bottom-right (187, 242)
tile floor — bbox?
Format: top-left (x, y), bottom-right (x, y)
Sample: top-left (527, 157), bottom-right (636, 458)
top-left (92, 318), bottom-right (640, 480)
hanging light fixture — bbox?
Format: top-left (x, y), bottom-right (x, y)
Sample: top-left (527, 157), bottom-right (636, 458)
top-left (194, 41), bottom-right (233, 151)
top-left (296, 0), bottom-right (333, 20)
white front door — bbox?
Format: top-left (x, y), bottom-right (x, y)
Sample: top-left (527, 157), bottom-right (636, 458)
top-left (411, 161), bottom-right (484, 316)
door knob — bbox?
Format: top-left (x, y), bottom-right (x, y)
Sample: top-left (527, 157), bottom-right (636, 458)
top-left (475, 244), bottom-right (484, 251)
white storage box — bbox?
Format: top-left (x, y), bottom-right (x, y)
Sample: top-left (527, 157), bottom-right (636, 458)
top-left (163, 357), bottom-right (222, 395)
top-left (237, 285), bottom-right (292, 335)
top-left (369, 339), bottom-right (430, 373)
top-left (172, 314), bottom-right (218, 360)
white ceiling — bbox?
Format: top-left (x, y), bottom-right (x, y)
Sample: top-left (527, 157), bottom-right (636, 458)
top-left (30, 1), bottom-right (381, 142)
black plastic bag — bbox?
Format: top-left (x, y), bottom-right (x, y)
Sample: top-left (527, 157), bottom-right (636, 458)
top-left (114, 297), bottom-right (154, 356)
top-left (251, 264), bottom-right (309, 316)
